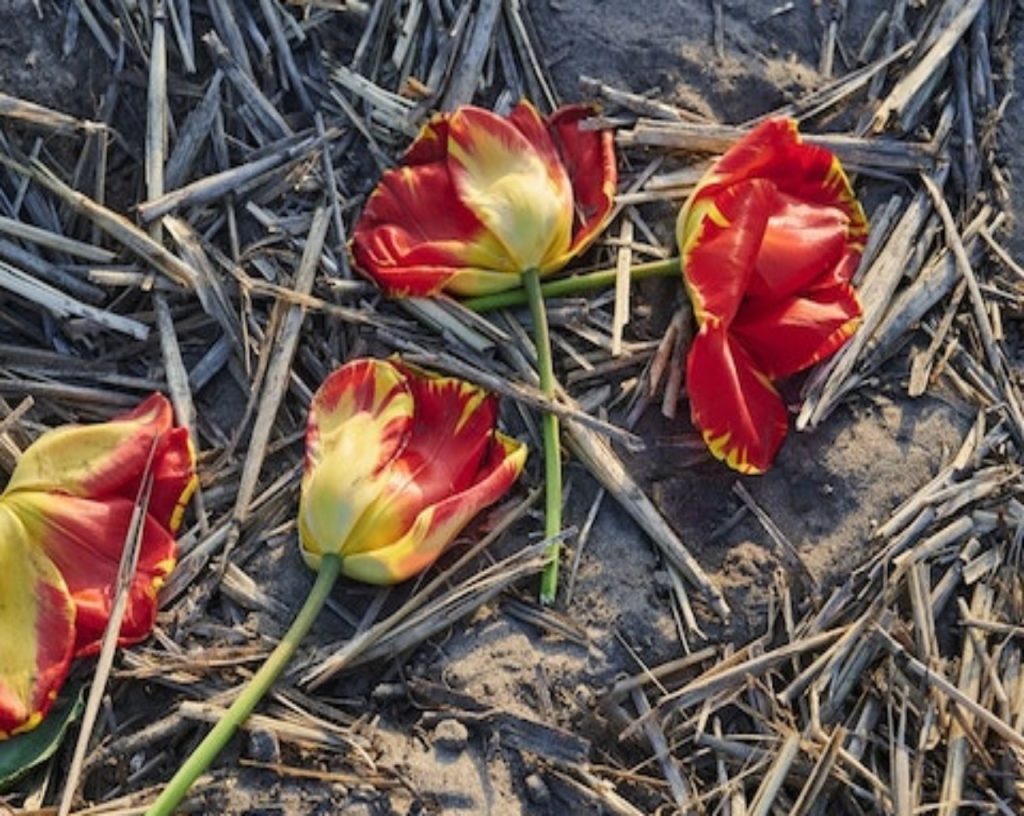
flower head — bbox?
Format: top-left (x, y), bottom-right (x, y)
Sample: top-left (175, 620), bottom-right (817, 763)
top-left (351, 101), bottom-right (616, 297)
top-left (678, 118), bottom-right (868, 474)
top-left (0, 395), bottom-right (196, 738)
top-left (299, 358), bottom-right (526, 584)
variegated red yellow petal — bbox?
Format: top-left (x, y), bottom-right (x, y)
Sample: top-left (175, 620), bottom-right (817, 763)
top-left (300, 359), bottom-right (414, 561)
top-left (5, 394), bottom-right (170, 500)
top-left (688, 119), bottom-right (867, 251)
top-left (686, 324), bottom-right (788, 475)
top-left (4, 492), bottom-right (177, 657)
top-left (0, 504), bottom-right (75, 740)
top-left (337, 432), bottom-right (527, 584)
top-left (3, 394), bottom-right (196, 534)
top-left (544, 104), bottom-right (617, 267)
top-left (332, 361), bottom-right (502, 556)
top-left (732, 282), bottom-right (862, 379)
top-left (679, 178), bottom-right (775, 326)
top-left (447, 105), bottom-right (573, 273)
top-left (351, 162), bottom-right (517, 297)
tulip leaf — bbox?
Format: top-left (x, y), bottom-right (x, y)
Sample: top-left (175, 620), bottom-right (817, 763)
top-left (0, 686), bottom-right (84, 791)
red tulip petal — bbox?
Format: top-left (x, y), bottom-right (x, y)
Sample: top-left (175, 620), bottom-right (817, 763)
top-left (679, 178), bottom-right (775, 326)
top-left (351, 158), bottom-right (518, 297)
top-left (5, 492), bottom-right (177, 657)
top-left (747, 193), bottom-right (856, 300)
top-left (693, 118), bottom-right (867, 251)
top-left (732, 281), bottom-right (862, 379)
top-left (340, 431), bottom-right (527, 584)
top-left (300, 359), bottom-right (415, 563)
top-left (0, 505), bottom-right (75, 739)
top-left (545, 104), bottom-right (617, 265)
top-left (686, 323), bottom-right (788, 474)
top-left (4, 394), bottom-right (196, 533)
top-left (448, 105), bottom-right (573, 273)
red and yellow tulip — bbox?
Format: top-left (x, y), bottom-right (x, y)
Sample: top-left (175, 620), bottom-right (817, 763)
top-left (0, 395), bottom-right (196, 738)
top-left (351, 101), bottom-right (616, 296)
top-left (299, 358), bottom-right (527, 583)
top-left (679, 118), bottom-right (868, 474)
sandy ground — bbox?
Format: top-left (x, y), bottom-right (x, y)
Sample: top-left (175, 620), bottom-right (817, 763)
top-left (1, 0), bottom-right (1020, 814)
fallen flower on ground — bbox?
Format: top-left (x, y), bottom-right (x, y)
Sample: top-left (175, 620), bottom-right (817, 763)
top-left (146, 357), bottom-right (526, 816)
top-left (678, 118), bottom-right (868, 474)
top-left (351, 99), bottom-right (615, 604)
top-left (0, 395), bottom-right (196, 739)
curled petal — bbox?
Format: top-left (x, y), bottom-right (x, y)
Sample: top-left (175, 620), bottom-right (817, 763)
top-left (0, 505), bottom-right (75, 739)
top-left (333, 433), bottom-right (528, 584)
top-left (350, 160), bottom-right (516, 298)
top-left (544, 104), bottom-right (617, 266)
top-left (686, 324), bottom-right (788, 475)
top-left (732, 282), bottom-right (862, 379)
top-left (3, 394), bottom-right (197, 533)
top-left (679, 178), bottom-right (775, 326)
top-left (5, 492), bottom-right (177, 656)
top-left (448, 106), bottom-right (573, 274)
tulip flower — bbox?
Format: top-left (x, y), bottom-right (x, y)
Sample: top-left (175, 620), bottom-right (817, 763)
top-left (351, 100), bottom-right (616, 604)
top-left (147, 358), bottom-right (525, 816)
top-left (0, 395), bottom-right (196, 739)
top-left (678, 118), bottom-right (868, 474)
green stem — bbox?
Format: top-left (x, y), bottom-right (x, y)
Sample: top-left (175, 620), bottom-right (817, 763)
top-left (523, 268), bottom-right (563, 605)
top-left (464, 256), bottom-right (680, 312)
top-left (146, 554), bottom-right (343, 816)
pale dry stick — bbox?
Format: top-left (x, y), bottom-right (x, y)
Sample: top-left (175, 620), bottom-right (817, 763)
top-left (0, 214), bottom-right (114, 262)
top-left (504, 0), bottom-right (558, 112)
top-left (922, 173), bottom-right (1024, 446)
top-left (165, 71), bottom-right (224, 190)
top-left (217, 206), bottom-right (329, 577)
top-left (908, 279), bottom-right (967, 397)
top-left (0, 153), bottom-right (197, 290)
top-left (57, 455), bottom-right (156, 816)
top-left (0, 259), bottom-right (148, 339)
top-left (440, 0), bottom-right (501, 109)
top-left (791, 726), bottom-right (847, 816)
top-left (314, 111), bottom-right (350, 274)
top-left (631, 688), bottom-right (694, 813)
top-left (579, 75), bottom-right (706, 123)
top-left (876, 626), bottom-right (1024, 752)
top-left (625, 628), bottom-right (846, 739)
top-left (938, 582), bottom-right (992, 816)
top-left (980, 226), bottom-right (1024, 282)
top-left (871, 0), bottom-right (986, 132)
top-left (618, 119), bottom-right (939, 174)
top-left (139, 132), bottom-right (329, 222)
top-left (798, 165), bottom-right (949, 431)
top-left (70, 0), bottom-right (117, 59)
top-left (611, 217), bottom-right (633, 357)
top-left (0, 236), bottom-right (106, 303)
top-left (956, 597), bottom-right (1010, 713)
top-left (203, 30), bottom-right (292, 139)
top-left (747, 731), bottom-right (800, 816)
top-left (258, 0), bottom-right (313, 112)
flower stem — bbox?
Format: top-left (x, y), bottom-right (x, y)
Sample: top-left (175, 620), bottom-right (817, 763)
top-left (145, 553), bottom-right (343, 816)
top-left (463, 256), bottom-right (680, 312)
top-left (522, 268), bottom-right (563, 605)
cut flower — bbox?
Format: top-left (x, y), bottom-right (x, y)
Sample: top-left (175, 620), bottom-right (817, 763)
top-left (0, 395), bottom-right (196, 739)
top-left (351, 101), bottom-right (616, 296)
top-left (299, 358), bottom-right (527, 584)
top-left (678, 118), bottom-right (868, 474)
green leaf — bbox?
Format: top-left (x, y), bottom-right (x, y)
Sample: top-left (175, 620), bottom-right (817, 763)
top-left (0, 687), bottom-right (84, 791)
